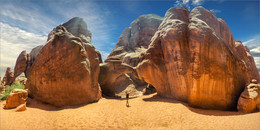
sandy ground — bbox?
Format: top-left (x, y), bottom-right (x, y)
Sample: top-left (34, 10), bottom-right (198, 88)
top-left (1, 93), bottom-right (260, 130)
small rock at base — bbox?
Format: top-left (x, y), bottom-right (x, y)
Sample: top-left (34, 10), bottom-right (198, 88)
top-left (15, 103), bottom-right (26, 112)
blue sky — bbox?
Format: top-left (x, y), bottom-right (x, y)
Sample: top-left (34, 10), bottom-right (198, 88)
top-left (0, 0), bottom-right (259, 77)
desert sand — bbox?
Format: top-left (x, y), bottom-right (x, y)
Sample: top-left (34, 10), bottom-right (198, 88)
top-left (1, 93), bottom-right (260, 130)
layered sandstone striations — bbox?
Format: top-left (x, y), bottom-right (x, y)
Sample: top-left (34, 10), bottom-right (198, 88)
top-left (136, 7), bottom-right (260, 110)
top-left (26, 18), bottom-right (101, 106)
top-left (99, 14), bottom-right (163, 97)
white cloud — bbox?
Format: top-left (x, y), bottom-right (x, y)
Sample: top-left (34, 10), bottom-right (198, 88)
top-left (192, 0), bottom-right (204, 5)
top-left (247, 44), bottom-right (260, 73)
top-left (174, 0), bottom-right (204, 10)
top-left (243, 35), bottom-right (260, 46)
top-left (0, 1), bottom-right (115, 77)
top-left (100, 51), bottom-right (110, 61)
top-left (0, 22), bottom-right (46, 77)
top-left (210, 9), bottom-right (222, 14)
top-left (0, 4), bottom-right (55, 35)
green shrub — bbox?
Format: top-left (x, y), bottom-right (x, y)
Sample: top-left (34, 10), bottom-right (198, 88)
top-left (0, 80), bottom-right (25, 100)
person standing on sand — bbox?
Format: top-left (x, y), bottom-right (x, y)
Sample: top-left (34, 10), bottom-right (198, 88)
top-left (126, 91), bottom-right (129, 107)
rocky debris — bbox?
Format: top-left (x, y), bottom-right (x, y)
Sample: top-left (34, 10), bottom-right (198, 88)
top-left (99, 59), bottom-right (140, 97)
top-left (237, 79), bottom-right (260, 113)
top-left (4, 89), bottom-right (28, 109)
top-left (3, 67), bottom-right (14, 86)
top-left (136, 7), bottom-right (260, 110)
top-left (26, 18), bottom-right (101, 107)
top-left (99, 14), bottom-right (163, 97)
top-left (143, 84), bottom-right (156, 95)
top-left (15, 103), bottom-right (26, 112)
top-left (14, 73), bottom-right (27, 85)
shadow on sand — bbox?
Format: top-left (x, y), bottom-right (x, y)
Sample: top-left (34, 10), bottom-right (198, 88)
top-left (26, 98), bottom-right (98, 111)
top-left (142, 93), bottom-right (247, 116)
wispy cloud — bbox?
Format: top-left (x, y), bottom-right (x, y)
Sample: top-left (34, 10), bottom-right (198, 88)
top-left (0, 22), bottom-right (46, 77)
top-left (210, 9), bottom-right (222, 14)
top-left (245, 35), bottom-right (260, 73)
top-left (248, 44), bottom-right (260, 73)
top-left (174, 0), bottom-right (204, 10)
top-left (0, 1), bottom-right (115, 77)
top-left (192, 0), bottom-right (204, 6)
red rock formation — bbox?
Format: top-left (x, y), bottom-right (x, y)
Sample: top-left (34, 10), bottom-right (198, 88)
top-left (235, 41), bottom-right (260, 80)
top-left (4, 89), bottom-right (28, 109)
top-left (136, 7), bottom-right (260, 110)
top-left (26, 23), bottom-right (101, 107)
top-left (3, 67), bottom-right (14, 86)
top-left (237, 79), bottom-right (260, 113)
top-left (99, 14), bottom-right (163, 97)
top-left (15, 103), bottom-right (27, 112)
top-left (14, 50), bottom-right (28, 78)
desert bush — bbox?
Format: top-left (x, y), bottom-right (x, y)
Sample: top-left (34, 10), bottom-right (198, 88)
top-left (0, 80), bottom-right (25, 100)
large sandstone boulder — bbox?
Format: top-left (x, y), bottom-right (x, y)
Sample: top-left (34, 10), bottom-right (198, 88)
top-left (25, 45), bottom-right (43, 77)
top-left (136, 7), bottom-right (260, 110)
top-left (26, 19), bottom-right (101, 107)
top-left (99, 14), bottom-right (163, 97)
top-left (237, 79), bottom-right (260, 113)
top-left (4, 89), bottom-right (28, 109)
top-left (3, 67), bottom-right (14, 86)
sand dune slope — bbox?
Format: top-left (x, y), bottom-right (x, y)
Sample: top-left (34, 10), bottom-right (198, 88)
top-left (1, 93), bottom-right (260, 130)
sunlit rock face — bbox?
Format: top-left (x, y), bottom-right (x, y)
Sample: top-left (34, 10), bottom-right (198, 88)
top-left (26, 18), bottom-right (101, 107)
top-left (136, 7), bottom-right (260, 110)
top-left (99, 14), bottom-right (163, 97)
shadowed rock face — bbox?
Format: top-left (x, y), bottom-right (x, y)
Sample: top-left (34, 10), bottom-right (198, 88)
top-left (3, 67), bottom-right (14, 86)
top-left (99, 14), bottom-right (163, 97)
top-left (26, 18), bottom-right (101, 107)
top-left (136, 7), bottom-right (260, 110)
top-left (14, 51), bottom-right (28, 78)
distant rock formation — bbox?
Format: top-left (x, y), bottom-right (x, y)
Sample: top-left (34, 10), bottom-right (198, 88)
top-left (3, 67), bottom-right (14, 86)
top-left (99, 14), bottom-right (163, 97)
top-left (13, 45), bottom-right (43, 80)
top-left (26, 18), bottom-right (101, 107)
top-left (14, 50), bottom-right (28, 78)
top-left (136, 7), bottom-right (260, 110)
top-left (235, 41), bottom-right (260, 80)
top-left (237, 79), bottom-right (260, 113)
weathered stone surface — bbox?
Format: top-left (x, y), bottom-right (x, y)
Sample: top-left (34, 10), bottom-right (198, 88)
top-left (14, 51), bottom-right (28, 78)
top-left (235, 41), bottom-right (260, 80)
top-left (99, 14), bottom-right (163, 97)
top-left (13, 45), bottom-right (43, 79)
top-left (26, 21), bottom-right (101, 106)
top-left (136, 7), bottom-right (260, 110)
top-left (62, 17), bottom-right (92, 44)
top-left (25, 45), bottom-right (43, 77)
top-left (15, 103), bottom-right (26, 112)
top-left (4, 89), bottom-right (28, 109)
top-left (3, 67), bottom-right (14, 86)
top-left (237, 80), bottom-right (260, 113)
